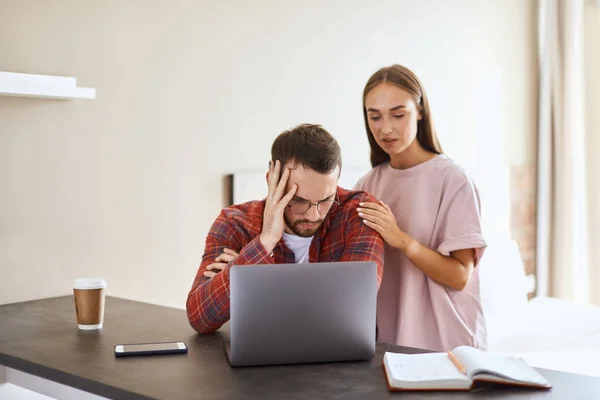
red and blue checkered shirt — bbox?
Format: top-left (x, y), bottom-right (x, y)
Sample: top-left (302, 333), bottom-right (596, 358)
top-left (186, 186), bottom-right (384, 334)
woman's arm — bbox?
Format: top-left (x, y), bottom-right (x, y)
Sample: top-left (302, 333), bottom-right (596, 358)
top-left (398, 233), bottom-right (475, 290)
top-left (358, 201), bottom-right (475, 291)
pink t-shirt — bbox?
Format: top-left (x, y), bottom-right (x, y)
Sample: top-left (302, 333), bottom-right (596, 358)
top-left (354, 154), bottom-right (488, 352)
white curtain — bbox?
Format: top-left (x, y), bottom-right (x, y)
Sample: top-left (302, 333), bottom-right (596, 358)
top-left (537, 0), bottom-right (600, 304)
top-left (586, 1), bottom-right (600, 305)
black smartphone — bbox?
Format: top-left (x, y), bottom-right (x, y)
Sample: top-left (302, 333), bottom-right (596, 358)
top-left (114, 341), bottom-right (188, 357)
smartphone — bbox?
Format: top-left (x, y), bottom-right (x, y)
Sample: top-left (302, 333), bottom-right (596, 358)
top-left (114, 341), bottom-right (188, 357)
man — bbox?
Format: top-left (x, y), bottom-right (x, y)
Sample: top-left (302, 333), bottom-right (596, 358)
top-left (186, 123), bottom-right (384, 334)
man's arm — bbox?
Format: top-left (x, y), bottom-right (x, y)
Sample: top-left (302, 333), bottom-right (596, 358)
top-left (186, 212), bottom-right (274, 335)
top-left (188, 161), bottom-right (298, 334)
top-left (339, 193), bottom-right (385, 287)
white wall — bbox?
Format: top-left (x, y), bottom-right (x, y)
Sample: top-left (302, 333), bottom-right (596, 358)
top-left (0, 0), bottom-right (536, 308)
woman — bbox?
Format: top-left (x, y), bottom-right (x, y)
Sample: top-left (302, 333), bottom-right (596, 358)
top-left (354, 64), bottom-right (487, 352)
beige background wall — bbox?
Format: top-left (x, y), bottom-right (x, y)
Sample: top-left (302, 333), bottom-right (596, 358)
top-left (0, 0), bottom-right (537, 308)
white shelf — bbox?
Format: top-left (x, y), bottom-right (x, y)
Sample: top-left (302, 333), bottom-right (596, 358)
top-left (0, 71), bottom-right (95, 100)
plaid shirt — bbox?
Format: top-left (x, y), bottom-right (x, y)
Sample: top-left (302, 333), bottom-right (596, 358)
top-left (186, 186), bottom-right (384, 334)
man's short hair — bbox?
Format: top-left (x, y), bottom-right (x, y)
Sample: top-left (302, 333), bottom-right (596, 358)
top-left (271, 123), bottom-right (342, 174)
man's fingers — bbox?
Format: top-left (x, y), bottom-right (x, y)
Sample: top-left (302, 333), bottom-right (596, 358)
top-left (266, 159), bottom-right (282, 200)
top-left (215, 253), bottom-right (235, 262)
top-left (266, 160), bottom-right (277, 199)
top-left (273, 166), bottom-right (291, 202)
top-left (223, 248), bottom-right (239, 257)
top-left (213, 262), bottom-right (226, 270)
top-left (206, 262), bottom-right (227, 271)
top-left (280, 183), bottom-right (298, 207)
top-left (203, 271), bottom-right (217, 278)
top-left (221, 248), bottom-right (239, 262)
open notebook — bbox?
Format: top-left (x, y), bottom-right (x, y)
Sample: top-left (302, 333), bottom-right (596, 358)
top-left (383, 346), bottom-right (552, 391)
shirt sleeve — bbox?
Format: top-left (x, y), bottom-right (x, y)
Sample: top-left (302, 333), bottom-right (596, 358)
top-left (339, 192), bottom-right (385, 288)
top-left (186, 211), bottom-right (274, 334)
top-left (436, 179), bottom-right (488, 266)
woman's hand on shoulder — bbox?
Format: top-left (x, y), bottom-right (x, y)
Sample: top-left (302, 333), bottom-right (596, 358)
top-left (357, 201), bottom-right (410, 251)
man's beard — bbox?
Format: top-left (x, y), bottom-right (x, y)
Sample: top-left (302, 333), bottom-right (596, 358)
top-left (285, 215), bottom-right (324, 237)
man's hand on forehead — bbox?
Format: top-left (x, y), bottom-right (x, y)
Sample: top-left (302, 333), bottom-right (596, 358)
top-left (260, 160), bottom-right (298, 253)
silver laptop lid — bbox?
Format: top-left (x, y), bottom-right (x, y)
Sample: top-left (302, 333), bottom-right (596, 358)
top-left (228, 261), bottom-right (377, 367)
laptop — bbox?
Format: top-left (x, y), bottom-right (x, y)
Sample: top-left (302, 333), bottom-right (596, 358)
top-left (225, 261), bottom-right (377, 367)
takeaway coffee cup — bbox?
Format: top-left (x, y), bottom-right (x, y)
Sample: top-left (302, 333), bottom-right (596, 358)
top-left (73, 278), bottom-right (107, 330)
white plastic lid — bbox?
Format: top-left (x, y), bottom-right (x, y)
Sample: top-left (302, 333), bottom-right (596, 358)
top-left (73, 278), bottom-right (107, 290)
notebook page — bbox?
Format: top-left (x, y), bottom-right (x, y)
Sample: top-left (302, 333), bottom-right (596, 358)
top-left (471, 371), bottom-right (550, 387)
top-left (452, 346), bottom-right (550, 386)
top-left (384, 352), bottom-right (470, 384)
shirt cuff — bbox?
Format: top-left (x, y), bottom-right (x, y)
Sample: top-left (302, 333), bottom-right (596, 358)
top-left (437, 234), bottom-right (487, 265)
top-left (231, 236), bottom-right (275, 266)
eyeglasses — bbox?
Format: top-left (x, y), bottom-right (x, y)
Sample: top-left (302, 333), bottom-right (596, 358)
top-left (287, 198), bottom-right (338, 215)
